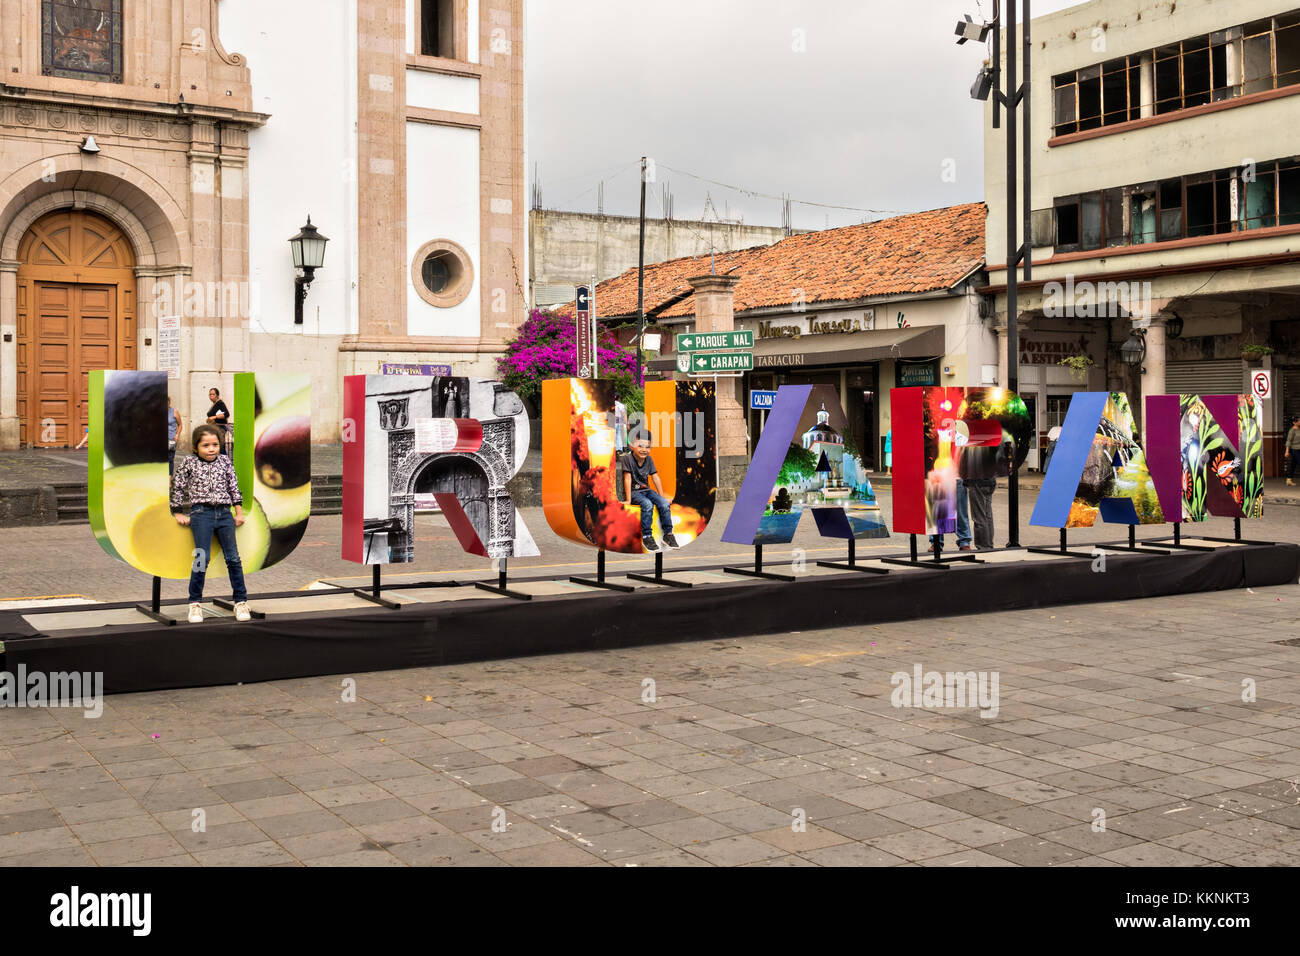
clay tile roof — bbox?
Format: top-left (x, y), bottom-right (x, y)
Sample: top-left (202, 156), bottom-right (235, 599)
top-left (554, 202), bottom-right (986, 322)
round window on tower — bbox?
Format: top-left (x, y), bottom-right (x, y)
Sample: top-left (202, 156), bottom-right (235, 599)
top-left (422, 253), bottom-right (452, 293)
top-left (411, 239), bottom-right (474, 308)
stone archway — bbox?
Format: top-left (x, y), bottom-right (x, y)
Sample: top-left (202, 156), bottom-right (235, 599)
top-left (0, 156), bottom-right (188, 449)
top-left (15, 210), bottom-right (137, 446)
top-left (0, 154), bottom-right (187, 265)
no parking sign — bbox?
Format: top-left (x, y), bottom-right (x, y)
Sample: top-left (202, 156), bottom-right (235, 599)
top-left (1252, 370), bottom-right (1272, 400)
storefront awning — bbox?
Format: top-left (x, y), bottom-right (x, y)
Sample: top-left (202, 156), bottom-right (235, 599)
top-left (648, 323), bottom-right (945, 372)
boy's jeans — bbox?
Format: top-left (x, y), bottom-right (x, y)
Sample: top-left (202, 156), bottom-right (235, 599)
top-left (630, 489), bottom-right (673, 540)
top-left (189, 504), bottom-right (248, 603)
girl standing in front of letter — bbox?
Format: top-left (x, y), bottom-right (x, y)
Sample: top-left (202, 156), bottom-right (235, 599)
top-left (170, 424), bottom-right (251, 623)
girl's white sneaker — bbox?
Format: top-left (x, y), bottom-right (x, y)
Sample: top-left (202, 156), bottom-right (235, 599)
top-left (234, 602), bottom-right (251, 622)
top-left (187, 603), bottom-right (203, 623)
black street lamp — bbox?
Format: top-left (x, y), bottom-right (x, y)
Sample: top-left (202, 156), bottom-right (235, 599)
top-left (289, 216), bottom-right (329, 325)
top-left (1119, 329), bottom-right (1147, 369)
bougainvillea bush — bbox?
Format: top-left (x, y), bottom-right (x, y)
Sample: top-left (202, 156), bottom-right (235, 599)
top-left (498, 309), bottom-right (643, 409)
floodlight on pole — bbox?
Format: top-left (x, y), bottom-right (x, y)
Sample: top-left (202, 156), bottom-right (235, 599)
top-left (955, 14), bottom-right (992, 45)
top-left (970, 65), bottom-right (995, 101)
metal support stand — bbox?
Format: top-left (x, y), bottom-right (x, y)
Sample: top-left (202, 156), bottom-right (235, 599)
top-left (474, 558), bottom-right (533, 601)
top-left (134, 575), bottom-right (176, 625)
top-left (881, 534), bottom-right (979, 569)
top-left (212, 597), bottom-right (266, 619)
top-left (1193, 517), bottom-right (1273, 547)
top-left (1099, 525), bottom-right (1170, 555)
top-left (571, 550), bottom-right (636, 592)
top-left (817, 538), bottom-right (889, 575)
top-left (1153, 522), bottom-right (1220, 552)
top-left (724, 544), bottom-right (795, 582)
top-left (628, 550), bottom-right (694, 588)
top-left (352, 564), bottom-right (403, 609)
top-left (1026, 527), bottom-right (1095, 559)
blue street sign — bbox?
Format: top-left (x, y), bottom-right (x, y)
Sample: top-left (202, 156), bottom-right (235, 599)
top-left (750, 390), bottom-right (778, 410)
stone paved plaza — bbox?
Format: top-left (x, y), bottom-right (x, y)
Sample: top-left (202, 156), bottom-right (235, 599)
top-left (2, 583), bottom-right (1298, 867)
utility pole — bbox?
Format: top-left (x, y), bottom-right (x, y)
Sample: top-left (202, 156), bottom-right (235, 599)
top-left (636, 156), bottom-right (648, 385)
top-left (995, 0), bottom-right (1029, 547)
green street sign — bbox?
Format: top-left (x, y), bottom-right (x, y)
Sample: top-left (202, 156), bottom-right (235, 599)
top-left (678, 350), bottom-right (754, 374)
top-left (675, 330), bottom-right (754, 352)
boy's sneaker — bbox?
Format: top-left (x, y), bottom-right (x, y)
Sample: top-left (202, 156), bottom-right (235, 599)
top-left (644, 537), bottom-right (661, 553)
top-left (662, 533), bottom-right (681, 549)
top-left (234, 602), bottom-right (251, 622)
top-left (187, 603), bottom-right (203, 624)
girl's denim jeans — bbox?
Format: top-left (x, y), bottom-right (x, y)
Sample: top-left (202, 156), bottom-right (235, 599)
top-left (188, 504), bottom-right (247, 603)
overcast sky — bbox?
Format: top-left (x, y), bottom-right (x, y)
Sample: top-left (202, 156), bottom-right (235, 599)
top-left (526, 0), bottom-right (1086, 231)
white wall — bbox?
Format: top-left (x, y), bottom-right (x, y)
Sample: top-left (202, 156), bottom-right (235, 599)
top-left (406, 71), bottom-right (480, 113)
top-left (406, 122), bottom-right (481, 337)
top-left (220, 0), bottom-right (359, 339)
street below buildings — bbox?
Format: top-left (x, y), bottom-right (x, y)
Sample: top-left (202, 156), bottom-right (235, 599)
top-left (0, 585), bottom-right (1295, 867)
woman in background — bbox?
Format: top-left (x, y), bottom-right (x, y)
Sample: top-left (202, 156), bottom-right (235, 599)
top-left (206, 387), bottom-right (230, 456)
top-left (167, 395), bottom-right (181, 474)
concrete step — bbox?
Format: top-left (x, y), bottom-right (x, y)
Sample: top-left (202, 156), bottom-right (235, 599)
top-left (311, 474), bottom-right (343, 517)
top-left (51, 482), bottom-right (89, 523)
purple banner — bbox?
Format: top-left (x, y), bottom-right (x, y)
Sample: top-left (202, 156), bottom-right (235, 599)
top-left (381, 363), bottom-right (453, 377)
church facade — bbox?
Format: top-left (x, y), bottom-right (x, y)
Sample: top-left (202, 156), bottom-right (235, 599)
top-left (0, 0), bottom-right (526, 449)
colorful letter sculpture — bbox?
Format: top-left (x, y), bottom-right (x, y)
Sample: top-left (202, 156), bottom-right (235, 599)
top-left (541, 378), bottom-right (717, 553)
top-left (722, 384), bottom-right (888, 546)
top-left (1145, 393), bottom-right (1265, 522)
top-left (890, 387), bottom-right (1031, 535)
top-left (88, 370), bottom-right (311, 578)
top-left (1030, 392), bottom-right (1163, 528)
top-left (342, 375), bottom-right (538, 564)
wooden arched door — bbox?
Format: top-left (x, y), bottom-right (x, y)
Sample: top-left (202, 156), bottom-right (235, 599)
top-left (16, 210), bottom-right (137, 446)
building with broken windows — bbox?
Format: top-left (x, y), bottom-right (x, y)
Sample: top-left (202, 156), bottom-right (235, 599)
top-left (983, 0), bottom-right (1300, 475)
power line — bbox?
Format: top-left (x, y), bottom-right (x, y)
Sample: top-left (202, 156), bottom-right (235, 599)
top-left (656, 162), bottom-right (911, 217)
top-left (545, 161), bottom-right (640, 211)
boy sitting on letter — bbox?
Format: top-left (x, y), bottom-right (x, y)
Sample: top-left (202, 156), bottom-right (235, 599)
top-left (621, 434), bottom-right (679, 552)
